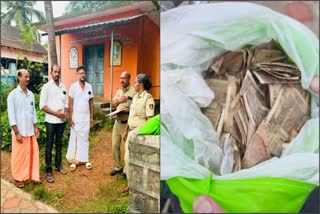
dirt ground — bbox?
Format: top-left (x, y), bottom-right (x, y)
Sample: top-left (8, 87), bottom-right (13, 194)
top-left (1, 127), bottom-right (127, 212)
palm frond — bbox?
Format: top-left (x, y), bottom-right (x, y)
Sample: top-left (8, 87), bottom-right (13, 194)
top-left (1, 11), bottom-right (15, 25)
top-left (28, 8), bottom-right (46, 22)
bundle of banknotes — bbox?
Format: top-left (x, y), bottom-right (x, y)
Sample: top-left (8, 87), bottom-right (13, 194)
top-left (202, 41), bottom-right (310, 172)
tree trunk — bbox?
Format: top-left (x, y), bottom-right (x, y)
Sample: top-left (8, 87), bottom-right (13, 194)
top-left (44, 1), bottom-right (58, 66)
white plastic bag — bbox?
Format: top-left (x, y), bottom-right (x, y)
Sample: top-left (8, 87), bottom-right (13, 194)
top-left (160, 2), bottom-right (319, 184)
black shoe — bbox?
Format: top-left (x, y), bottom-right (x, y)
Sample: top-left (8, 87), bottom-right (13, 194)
top-left (121, 172), bottom-right (127, 180)
top-left (55, 166), bottom-right (67, 175)
top-left (110, 168), bottom-right (123, 176)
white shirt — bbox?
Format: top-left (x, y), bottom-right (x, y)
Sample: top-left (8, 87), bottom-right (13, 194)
top-left (7, 85), bottom-right (37, 136)
top-left (69, 81), bottom-right (94, 122)
top-left (39, 79), bottom-right (68, 124)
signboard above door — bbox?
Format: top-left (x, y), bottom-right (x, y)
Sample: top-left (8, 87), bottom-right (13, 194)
top-left (69, 28), bottom-right (133, 45)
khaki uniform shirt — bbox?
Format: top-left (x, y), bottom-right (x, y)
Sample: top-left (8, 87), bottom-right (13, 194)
top-left (113, 85), bottom-right (135, 121)
top-left (128, 90), bottom-right (155, 130)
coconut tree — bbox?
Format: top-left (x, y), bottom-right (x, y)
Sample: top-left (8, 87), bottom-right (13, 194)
top-left (1, 1), bottom-right (45, 42)
top-left (64, 1), bottom-right (136, 15)
top-left (44, 1), bottom-right (57, 66)
top-left (1, 1), bottom-right (45, 28)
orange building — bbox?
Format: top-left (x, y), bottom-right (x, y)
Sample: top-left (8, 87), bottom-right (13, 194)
top-left (36, 2), bottom-right (159, 102)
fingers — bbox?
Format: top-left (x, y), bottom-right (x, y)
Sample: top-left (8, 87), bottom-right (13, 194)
top-left (118, 96), bottom-right (128, 103)
top-left (17, 137), bottom-right (23, 143)
top-left (122, 136), bottom-right (127, 142)
top-left (34, 129), bottom-right (40, 139)
top-left (193, 195), bottom-right (224, 213)
top-left (309, 76), bottom-right (319, 93)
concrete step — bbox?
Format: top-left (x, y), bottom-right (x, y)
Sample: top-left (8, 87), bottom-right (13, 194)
top-left (94, 101), bottom-right (110, 109)
top-left (94, 97), bottom-right (111, 114)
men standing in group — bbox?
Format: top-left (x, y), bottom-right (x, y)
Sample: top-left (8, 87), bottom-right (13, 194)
top-left (66, 65), bottom-right (94, 171)
top-left (40, 64), bottom-right (68, 183)
top-left (109, 71), bottom-right (135, 177)
top-left (7, 69), bottom-right (40, 188)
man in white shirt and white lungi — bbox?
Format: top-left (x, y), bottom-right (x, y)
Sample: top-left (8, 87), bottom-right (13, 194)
top-left (66, 65), bottom-right (94, 171)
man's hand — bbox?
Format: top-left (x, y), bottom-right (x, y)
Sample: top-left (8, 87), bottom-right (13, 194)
top-left (310, 76), bottom-right (319, 93)
top-left (35, 127), bottom-right (40, 139)
top-left (120, 108), bottom-right (130, 113)
top-left (70, 118), bottom-right (75, 127)
top-left (55, 109), bottom-right (66, 121)
top-left (122, 130), bottom-right (128, 142)
top-left (16, 133), bottom-right (23, 143)
top-left (118, 96), bottom-right (128, 103)
top-left (193, 195), bottom-right (224, 213)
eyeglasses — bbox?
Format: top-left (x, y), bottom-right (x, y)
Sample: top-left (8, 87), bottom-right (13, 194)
top-left (78, 72), bottom-right (86, 75)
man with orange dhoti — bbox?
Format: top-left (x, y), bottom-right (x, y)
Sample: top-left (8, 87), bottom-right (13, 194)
top-left (7, 69), bottom-right (40, 188)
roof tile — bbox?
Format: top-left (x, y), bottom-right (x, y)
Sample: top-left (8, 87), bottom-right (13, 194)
top-left (1, 24), bottom-right (47, 54)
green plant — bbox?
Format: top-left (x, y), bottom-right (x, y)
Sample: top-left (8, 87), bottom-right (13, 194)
top-left (23, 182), bottom-right (35, 191)
top-left (19, 57), bottom-right (45, 94)
top-left (34, 94), bottom-right (46, 145)
top-left (33, 186), bottom-right (64, 205)
top-left (33, 186), bottom-right (50, 200)
top-left (1, 84), bottom-right (15, 150)
top-left (68, 181), bottom-right (128, 213)
top-left (93, 112), bottom-right (114, 129)
top-left (109, 204), bottom-right (128, 213)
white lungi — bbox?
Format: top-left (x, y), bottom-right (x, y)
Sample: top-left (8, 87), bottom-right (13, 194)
top-left (66, 81), bottom-right (93, 163)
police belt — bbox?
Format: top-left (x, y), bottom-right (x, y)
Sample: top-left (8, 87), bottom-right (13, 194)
top-left (116, 119), bottom-right (128, 124)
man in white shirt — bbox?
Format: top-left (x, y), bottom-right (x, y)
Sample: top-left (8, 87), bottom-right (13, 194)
top-left (39, 65), bottom-right (68, 183)
top-left (7, 69), bottom-right (40, 188)
top-left (66, 65), bottom-right (94, 171)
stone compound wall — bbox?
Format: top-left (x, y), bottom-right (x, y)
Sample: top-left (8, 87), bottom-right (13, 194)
top-left (128, 132), bottom-right (160, 213)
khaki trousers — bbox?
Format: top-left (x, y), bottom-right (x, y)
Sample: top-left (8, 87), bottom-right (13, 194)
top-left (112, 120), bottom-right (127, 171)
top-left (123, 127), bottom-right (138, 180)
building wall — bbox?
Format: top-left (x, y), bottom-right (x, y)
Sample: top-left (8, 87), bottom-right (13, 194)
top-left (139, 16), bottom-right (160, 99)
top-left (1, 46), bottom-right (46, 63)
top-left (51, 16), bottom-right (160, 101)
top-left (54, 20), bottom-right (141, 101)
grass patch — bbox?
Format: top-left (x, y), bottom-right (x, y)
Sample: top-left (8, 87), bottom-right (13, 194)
top-left (94, 112), bottom-right (114, 129)
top-left (7, 122), bottom-right (126, 213)
top-left (23, 182), bottom-right (35, 192)
top-left (68, 179), bottom-right (128, 213)
top-left (33, 186), bottom-right (64, 206)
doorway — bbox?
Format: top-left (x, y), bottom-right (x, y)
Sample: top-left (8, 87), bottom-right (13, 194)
top-left (84, 45), bottom-right (104, 96)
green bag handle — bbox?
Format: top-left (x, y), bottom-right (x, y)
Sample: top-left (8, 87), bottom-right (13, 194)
top-left (167, 175), bottom-right (317, 213)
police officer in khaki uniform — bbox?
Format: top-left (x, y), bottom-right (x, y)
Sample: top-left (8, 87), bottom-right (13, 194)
top-left (110, 71), bottom-right (135, 176)
top-left (121, 74), bottom-right (155, 191)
